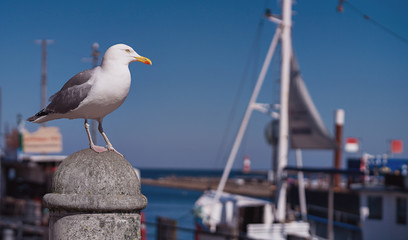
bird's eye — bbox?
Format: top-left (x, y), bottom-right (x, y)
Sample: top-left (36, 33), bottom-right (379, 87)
top-left (125, 49), bottom-right (131, 53)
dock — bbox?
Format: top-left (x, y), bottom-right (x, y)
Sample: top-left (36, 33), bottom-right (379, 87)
top-left (142, 176), bottom-right (276, 198)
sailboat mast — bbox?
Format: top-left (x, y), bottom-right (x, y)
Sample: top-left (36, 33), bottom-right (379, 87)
top-left (213, 0), bottom-right (293, 223)
top-left (275, 0), bottom-right (292, 222)
top-left (214, 27), bottom-right (281, 202)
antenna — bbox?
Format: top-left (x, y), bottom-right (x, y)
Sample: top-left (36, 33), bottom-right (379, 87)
top-left (35, 39), bottom-right (54, 127)
top-left (90, 43), bottom-right (100, 144)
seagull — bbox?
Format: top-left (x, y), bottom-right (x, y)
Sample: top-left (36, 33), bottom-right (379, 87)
top-left (27, 43), bottom-right (152, 157)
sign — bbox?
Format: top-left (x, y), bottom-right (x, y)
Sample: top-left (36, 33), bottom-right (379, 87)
top-left (345, 137), bottom-right (359, 153)
top-left (22, 127), bottom-right (63, 153)
top-left (391, 140), bottom-right (403, 154)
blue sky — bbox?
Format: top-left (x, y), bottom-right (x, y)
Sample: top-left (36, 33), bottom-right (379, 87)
top-left (1, 0), bottom-right (407, 169)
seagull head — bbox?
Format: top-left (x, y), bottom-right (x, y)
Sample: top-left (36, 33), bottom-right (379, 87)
top-left (102, 44), bottom-right (152, 67)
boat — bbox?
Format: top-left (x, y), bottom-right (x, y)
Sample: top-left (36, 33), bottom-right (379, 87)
top-left (349, 154), bottom-right (408, 240)
top-left (194, 190), bottom-right (274, 238)
top-left (194, 0), bottom-right (339, 239)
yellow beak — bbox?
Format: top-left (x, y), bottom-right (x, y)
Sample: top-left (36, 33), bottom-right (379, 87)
top-left (135, 56), bottom-right (152, 65)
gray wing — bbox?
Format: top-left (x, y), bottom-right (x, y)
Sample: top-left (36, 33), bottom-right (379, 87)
top-left (46, 68), bottom-right (95, 114)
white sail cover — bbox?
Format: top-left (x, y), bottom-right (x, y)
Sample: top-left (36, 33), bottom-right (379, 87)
top-left (289, 56), bottom-right (335, 149)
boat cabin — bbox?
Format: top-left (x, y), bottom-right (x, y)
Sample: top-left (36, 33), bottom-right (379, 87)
top-left (353, 174), bottom-right (408, 240)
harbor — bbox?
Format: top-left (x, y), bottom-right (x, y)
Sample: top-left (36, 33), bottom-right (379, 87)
top-left (142, 173), bottom-right (275, 198)
top-left (1, 0), bottom-right (408, 239)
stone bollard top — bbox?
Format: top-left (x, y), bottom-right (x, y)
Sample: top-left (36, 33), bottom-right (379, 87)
top-left (43, 149), bottom-right (147, 212)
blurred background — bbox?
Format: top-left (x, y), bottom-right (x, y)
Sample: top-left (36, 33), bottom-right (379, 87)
top-left (0, 0), bottom-right (407, 239)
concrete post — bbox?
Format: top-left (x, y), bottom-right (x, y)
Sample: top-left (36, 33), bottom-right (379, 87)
top-left (43, 149), bottom-right (147, 240)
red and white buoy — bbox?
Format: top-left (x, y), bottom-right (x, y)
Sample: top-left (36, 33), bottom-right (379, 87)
top-left (243, 155), bottom-right (251, 173)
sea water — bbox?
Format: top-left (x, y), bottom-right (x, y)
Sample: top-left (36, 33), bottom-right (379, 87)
top-left (139, 169), bottom-right (268, 240)
top-left (141, 185), bottom-right (202, 239)
top-left (140, 169), bottom-right (220, 240)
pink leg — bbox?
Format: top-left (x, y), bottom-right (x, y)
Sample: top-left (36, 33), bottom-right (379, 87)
top-left (98, 120), bottom-right (124, 158)
top-left (84, 119), bottom-right (108, 153)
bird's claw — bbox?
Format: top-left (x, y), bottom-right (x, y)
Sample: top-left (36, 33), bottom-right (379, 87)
top-left (107, 146), bottom-right (124, 158)
top-left (90, 145), bottom-right (108, 153)
top-left (90, 144), bottom-right (124, 158)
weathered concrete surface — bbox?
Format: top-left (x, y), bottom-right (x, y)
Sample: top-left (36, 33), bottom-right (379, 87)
top-left (43, 149), bottom-right (147, 240)
top-left (51, 213), bottom-right (140, 240)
